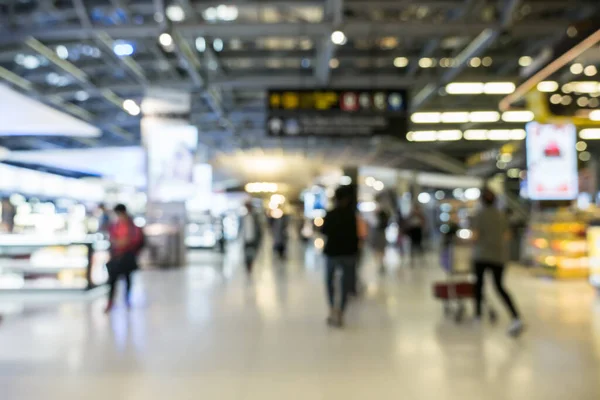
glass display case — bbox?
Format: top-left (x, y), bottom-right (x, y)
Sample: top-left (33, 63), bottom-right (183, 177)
top-left (0, 234), bottom-right (109, 291)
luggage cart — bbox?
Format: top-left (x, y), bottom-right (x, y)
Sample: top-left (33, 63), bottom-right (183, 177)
top-left (433, 240), bottom-right (497, 323)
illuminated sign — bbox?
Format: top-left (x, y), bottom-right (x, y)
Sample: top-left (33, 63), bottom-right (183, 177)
top-left (526, 122), bottom-right (578, 200)
top-left (267, 89), bottom-right (408, 137)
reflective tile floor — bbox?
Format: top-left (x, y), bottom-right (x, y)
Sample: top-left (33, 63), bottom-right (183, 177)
top-left (1, 242), bottom-right (600, 399)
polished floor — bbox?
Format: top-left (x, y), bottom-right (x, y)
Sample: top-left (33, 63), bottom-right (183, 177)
top-left (1, 240), bottom-right (600, 399)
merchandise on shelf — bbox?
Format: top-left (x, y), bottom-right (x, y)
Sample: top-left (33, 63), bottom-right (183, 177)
top-left (528, 209), bottom-right (591, 279)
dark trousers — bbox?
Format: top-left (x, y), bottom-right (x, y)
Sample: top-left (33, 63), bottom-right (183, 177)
top-left (244, 243), bottom-right (259, 271)
top-left (325, 256), bottom-right (356, 313)
top-left (108, 272), bottom-right (132, 304)
top-left (474, 261), bottom-right (520, 319)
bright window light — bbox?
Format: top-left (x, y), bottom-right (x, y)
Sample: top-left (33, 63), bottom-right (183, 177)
top-left (519, 56), bottom-right (532, 67)
top-left (537, 81), bottom-right (559, 92)
top-left (56, 45), bottom-right (69, 60)
top-left (418, 192), bottom-right (431, 204)
top-left (502, 110), bottom-right (534, 122)
top-left (469, 111), bottom-right (500, 122)
top-left (113, 40), bottom-right (134, 57)
top-left (411, 112), bottom-right (441, 123)
top-left (411, 131), bottom-right (437, 142)
top-left (590, 110), bottom-right (600, 121)
top-left (394, 57), bottom-right (409, 68)
top-left (441, 112), bottom-right (469, 123)
top-left (195, 37), bottom-right (206, 52)
top-left (445, 82), bottom-right (484, 94)
top-left (419, 58), bottom-right (435, 68)
top-left (159, 33), bottom-right (173, 47)
top-left (166, 5), bottom-right (185, 22)
top-left (436, 130), bottom-right (462, 141)
top-left (487, 130), bottom-right (511, 141)
top-left (331, 30), bottom-right (347, 45)
top-left (213, 38), bottom-right (224, 52)
top-left (483, 82), bottom-right (515, 94)
top-left (580, 129), bottom-right (600, 140)
top-left (570, 63), bottom-right (584, 75)
top-left (464, 130), bottom-right (487, 140)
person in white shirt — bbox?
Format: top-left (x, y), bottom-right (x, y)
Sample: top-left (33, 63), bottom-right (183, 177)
top-left (242, 202), bottom-right (262, 273)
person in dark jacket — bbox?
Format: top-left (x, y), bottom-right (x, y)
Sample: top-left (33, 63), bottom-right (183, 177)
top-left (321, 186), bottom-right (359, 327)
top-left (242, 202), bottom-right (263, 273)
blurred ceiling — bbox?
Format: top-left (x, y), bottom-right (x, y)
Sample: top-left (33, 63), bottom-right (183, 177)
top-left (0, 0), bottom-right (598, 176)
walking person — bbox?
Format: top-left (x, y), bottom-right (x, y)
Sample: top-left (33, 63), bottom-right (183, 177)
top-left (406, 204), bottom-right (426, 265)
top-left (369, 198), bottom-right (390, 274)
top-left (270, 210), bottom-right (289, 260)
top-left (242, 202), bottom-right (263, 273)
top-left (321, 186), bottom-right (359, 328)
top-left (472, 188), bottom-right (524, 337)
top-left (105, 204), bottom-right (143, 313)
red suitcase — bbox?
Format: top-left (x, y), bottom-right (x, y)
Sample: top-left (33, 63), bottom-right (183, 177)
top-left (433, 281), bottom-right (474, 299)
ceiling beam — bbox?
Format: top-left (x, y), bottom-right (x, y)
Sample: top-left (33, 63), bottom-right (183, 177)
top-left (0, 19), bottom-right (568, 46)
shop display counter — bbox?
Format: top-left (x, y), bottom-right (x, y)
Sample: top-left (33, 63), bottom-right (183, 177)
top-left (0, 234), bottom-right (109, 291)
top-left (529, 211), bottom-right (589, 279)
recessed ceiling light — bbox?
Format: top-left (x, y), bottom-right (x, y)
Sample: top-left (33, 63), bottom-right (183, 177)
top-left (74, 91), bottom-right (89, 101)
top-left (331, 30), bottom-right (347, 45)
top-left (159, 33), bottom-right (173, 47)
top-left (213, 38), bottom-right (224, 52)
top-left (482, 56), bottom-right (493, 67)
top-left (561, 95), bottom-right (572, 105)
top-left (577, 97), bottom-right (589, 107)
top-left (166, 5), bottom-right (185, 22)
top-left (570, 63), bottom-right (584, 75)
top-left (584, 65), bottom-right (597, 77)
top-left (55, 45), bottom-right (69, 60)
top-left (329, 58), bottom-right (340, 69)
top-left (550, 94), bottom-right (562, 104)
top-left (393, 57), bottom-right (409, 68)
top-left (518, 56), bottom-right (532, 67)
top-left (469, 57), bottom-right (482, 67)
top-left (419, 58), bottom-right (434, 68)
top-left (537, 81), bottom-right (559, 92)
top-left (195, 37), bottom-right (206, 52)
top-left (567, 26), bottom-right (578, 38)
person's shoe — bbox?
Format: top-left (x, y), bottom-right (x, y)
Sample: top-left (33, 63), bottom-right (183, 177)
top-left (507, 319), bottom-right (524, 337)
top-left (327, 309), bottom-right (343, 328)
top-left (104, 301), bottom-right (113, 314)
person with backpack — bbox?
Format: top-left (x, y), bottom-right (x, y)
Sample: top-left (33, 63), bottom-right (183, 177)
top-left (105, 204), bottom-right (143, 313)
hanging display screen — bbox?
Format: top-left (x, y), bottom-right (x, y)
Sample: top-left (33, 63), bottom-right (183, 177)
top-left (526, 122), bottom-right (578, 200)
top-left (266, 89), bottom-right (408, 137)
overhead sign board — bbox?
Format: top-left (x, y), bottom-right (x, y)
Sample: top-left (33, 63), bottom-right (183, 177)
top-left (526, 122), bottom-right (578, 200)
top-left (266, 89), bottom-right (408, 137)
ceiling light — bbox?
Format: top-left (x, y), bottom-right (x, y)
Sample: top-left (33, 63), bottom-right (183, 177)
top-left (487, 129), bottom-right (511, 141)
top-left (411, 131), bottom-right (437, 142)
top-left (55, 45), bottom-right (69, 60)
top-left (482, 56), bottom-right (493, 67)
top-left (590, 98), bottom-right (600, 108)
top-left (373, 181), bottom-right (385, 191)
top-left (464, 130), bottom-right (487, 140)
top-left (501, 110), bottom-right (534, 122)
top-left (74, 91), bottom-right (89, 101)
top-left (159, 33), bottom-right (173, 47)
top-left (216, 5), bottom-right (239, 21)
top-left (579, 129), bottom-right (600, 140)
top-left (469, 57), bottom-right (482, 67)
top-left (579, 151), bottom-right (591, 162)
top-left (570, 63), bottom-right (584, 75)
top-left (590, 110), bottom-right (600, 121)
top-left (436, 130), bottom-right (462, 141)
top-left (393, 57), bottom-right (409, 68)
top-left (411, 112), bottom-right (441, 123)
top-left (203, 7), bottom-right (218, 21)
top-left (483, 82), bottom-right (515, 94)
top-left (550, 94), bottom-right (562, 104)
top-left (519, 56), bottom-right (532, 67)
top-left (166, 5), bottom-right (185, 22)
top-left (195, 37), bottom-right (206, 52)
top-left (329, 58), bottom-right (339, 69)
top-left (419, 58), bottom-right (435, 68)
top-left (21, 55), bottom-right (40, 70)
top-left (445, 82), bottom-right (484, 94)
top-left (576, 141), bottom-right (587, 151)
top-left (567, 26), bottom-right (578, 38)
top-left (510, 129), bottom-right (526, 140)
top-left (213, 38), bottom-right (224, 52)
top-left (584, 65), bottom-right (598, 77)
top-left (365, 177), bottom-right (376, 186)
top-left (440, 112), bottom-right (469, 123)
top-left (570, 82), bottom-right (600, 94)
top-left (469, 111), bottom-right (500, 122)
top-left (331, 30), bottom-right (347, 45)
top-left (439, 58), bottom-right (453, 68)
top-left (561, 95), bottom-right (572, 105)
top-left (123, 99), bottom-right (140, 116)
top-left (577, 97), bottom-right (589, 107)
top-left (537, 81), bottom-right (559, 92)
top-left (112, 40), bottom-right (134, 57)
top-left (418, 193), bottom-right (431, 204)
top-left (562, 83), bottom-right (573, 93)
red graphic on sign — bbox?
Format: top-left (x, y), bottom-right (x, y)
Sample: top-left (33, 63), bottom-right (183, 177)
top-left (340, 92), bottom-right (359, 111)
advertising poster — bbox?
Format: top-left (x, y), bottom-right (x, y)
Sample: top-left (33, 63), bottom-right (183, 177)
top-left (526, 122), bottom-right (578, 200)
top-left (144, 122), bottom-right (198, 202)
